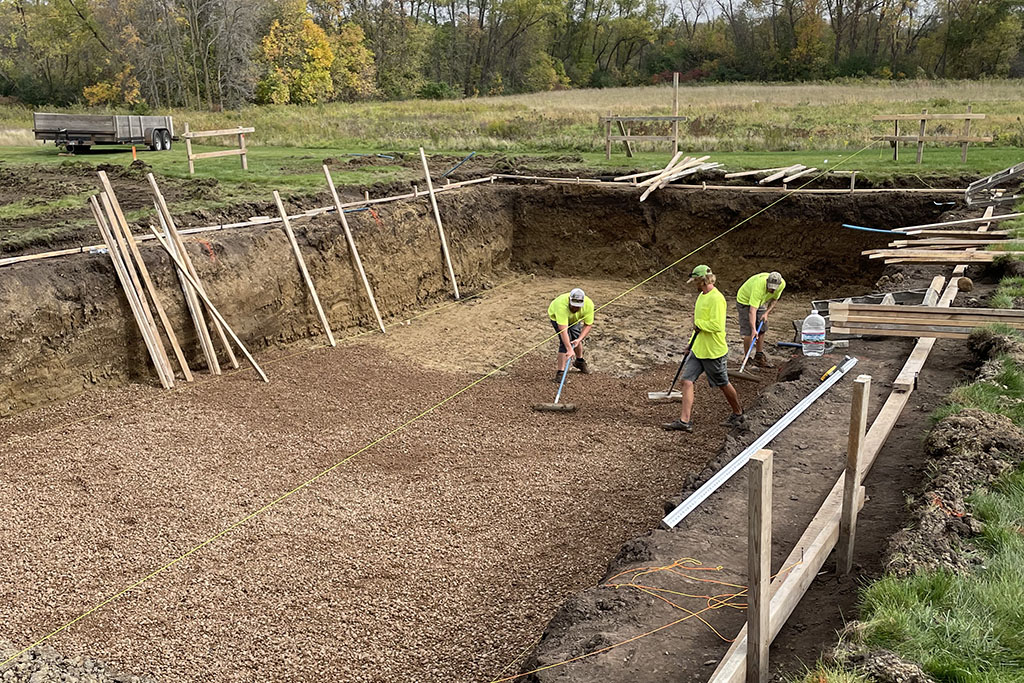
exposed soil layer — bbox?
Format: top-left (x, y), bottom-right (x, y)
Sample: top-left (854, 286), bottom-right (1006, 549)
top-left (0, 183), bottom-right (951, 416)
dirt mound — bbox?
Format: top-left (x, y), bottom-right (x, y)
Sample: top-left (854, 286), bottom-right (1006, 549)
top-left (829, 625), bottom-right (937, 683)
top-left (885, 409), bottom-right (1024, 576)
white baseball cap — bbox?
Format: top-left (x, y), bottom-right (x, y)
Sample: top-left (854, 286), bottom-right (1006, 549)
top-left (569, 288), bottom-right (585, 305)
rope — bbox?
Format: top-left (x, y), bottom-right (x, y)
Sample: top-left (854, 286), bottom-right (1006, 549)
top-left (1, 143), bottom-right (877, 669)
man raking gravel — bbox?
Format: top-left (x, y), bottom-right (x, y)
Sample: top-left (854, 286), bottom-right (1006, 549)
top-left (736, 270), bottom-right (785, 369)
top-left (547, 288), bottom-right (593, 383)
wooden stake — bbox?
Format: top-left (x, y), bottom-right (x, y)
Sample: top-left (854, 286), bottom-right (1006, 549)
top-left (238, 131), bottom-right (248, 170)
top-left (97, 173), bottom-right (193, 383)
top-left (672, 72), bottom-right (680, 156)
top-left (322, 167), bottom-right (387, 332)
top-left (89, 196), bottom-right (173, 389)
top-left (184, 122), bottom-right (195, 175)
top-left (147, 173), bottom-right (239, 370)
top-left (273, 190), bottom-right (337, 346)
top-left (747, 449), bottom-right (773, 683)
top-left (418, 148), bottom-right (461, 300)
top-left (145, 225), bottom-right (269, 383)
top-left (839, 375), bottom-right (871, 574)
top-left (154, 202), bottom-right (220, 375)
top-left (97, 191), bottom-right (175, 385)
top-left (961, 105), bottom-right (972, 163)
top-left (916, 109), bottom-right (927, 165)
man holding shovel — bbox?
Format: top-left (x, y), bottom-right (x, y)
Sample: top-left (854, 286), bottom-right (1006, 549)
top-left (548, 288), bottom-right (594, 383)
top-left (736, 271), bottom-right (785, 369)
top-left (663, 265), bottom-right (744, 432)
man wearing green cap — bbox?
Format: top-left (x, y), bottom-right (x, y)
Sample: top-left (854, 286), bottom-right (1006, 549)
top-left (664, 265), bottom-right (744, 432)
top-left (736, 271), bottom-right (786, 368)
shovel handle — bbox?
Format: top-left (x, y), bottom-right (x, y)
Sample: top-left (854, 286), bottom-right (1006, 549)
top-left (553, 354), bottom-right (573, 404)
top-left (739, 317), bottom-right (766, 374)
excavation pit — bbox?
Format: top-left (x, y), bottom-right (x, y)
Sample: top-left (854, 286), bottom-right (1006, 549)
top-left (0, 183), bottom-right (959, 681)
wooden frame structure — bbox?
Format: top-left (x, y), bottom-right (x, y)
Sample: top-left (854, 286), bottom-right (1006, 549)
top-left (600, 73), bottom-right (685, 159)
top-left (872, 107), bottom-right (990, 164)
top-left (183, 123), bottom-right (254, 174)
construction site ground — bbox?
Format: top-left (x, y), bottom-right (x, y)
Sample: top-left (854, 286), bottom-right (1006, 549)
top-left (0, 268), bottom-right (968, 681)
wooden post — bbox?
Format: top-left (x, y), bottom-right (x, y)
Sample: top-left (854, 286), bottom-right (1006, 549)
top-left (154, 202), bottom-right (221, 375)
top-left (617, 120), bottom-right (634, 158)
top-left (418, 148), bottom-right (461, 300)
top-left (238, 131), bottom-right (248, 170)
top-left (672, 72), bottom-right (680, 156)
top-left (605, 113), bottom-right (612, 160)
top-left (747, 449), bottom-right (773, 683)
top-left (916, 109), bottom-right (927, 165)
top-left (184, 122), bottom-right (195, 175)
top-left (961, 105), bottom-right (972, 163)
top-left (89, 196), bottom-right (173, 389)
top-left (893, 119), bottom-right (899, 161)
top-left (322, 166), bottom-right (387, 333)
top-left (147, 173), bottom-right (238, 370)
top-left (839, 375), bottom-right (871, 574)
top-left (98, 172), bottom-right (193, 383)
top-left (145, 225), bottom-right (269, 383)
top-left (273, 191), bottom-right (337, 346)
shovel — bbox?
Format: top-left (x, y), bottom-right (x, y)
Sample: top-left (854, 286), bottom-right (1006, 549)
top-left (731, 318), bottom-right (765, 383)
top-left (533, 355), bottom-right (577, 413)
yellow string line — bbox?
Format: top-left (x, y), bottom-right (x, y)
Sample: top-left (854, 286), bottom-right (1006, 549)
top-left (2, 145), bottom-right (875, 668)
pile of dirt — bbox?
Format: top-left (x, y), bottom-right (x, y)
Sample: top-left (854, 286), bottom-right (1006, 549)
top-left (0, 640), bottom-right (153, 683)
top-left (828, 625), bottom-right (936, 683)
top-left (885, 409), bottom-right (1024, 576)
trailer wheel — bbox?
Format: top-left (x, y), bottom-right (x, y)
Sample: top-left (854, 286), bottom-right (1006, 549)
top-left (149, 131), bottom-right (162, 151)
top-left (161, 129), bottom-right (172, 151)
top-left (65, 143), bottom-right (77, 154)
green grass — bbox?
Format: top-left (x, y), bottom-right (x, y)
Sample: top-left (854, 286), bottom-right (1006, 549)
top-left (5, 79), bottom-right (1024, 152)
top-left (0, 190), bottom-right (95, 221)
top-left (791, 665), bottom-right (872, 683)
top-left (857, 465), bottom-right (1024, 681)
top-left (933, 342), bottom-right (1024, 425)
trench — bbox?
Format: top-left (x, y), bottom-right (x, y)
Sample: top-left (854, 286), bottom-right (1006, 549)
top-left (0, 184), bottom-right (948, 417)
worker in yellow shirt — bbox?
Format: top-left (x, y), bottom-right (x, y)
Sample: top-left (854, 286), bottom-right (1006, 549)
top-left (663, 265), bottom-right (744, 432)
top-left (547, 288), bottom-right (594, 383)
top-left (735, 271), bottom-right (785, 368)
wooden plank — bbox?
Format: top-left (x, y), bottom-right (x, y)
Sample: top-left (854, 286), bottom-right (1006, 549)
top-left (89, 196), bottom-right (173, 389)
top-left (723, 167), bottom-right (788, 179)
top-left (961, 105), bottom-right (973, 163)
top-left (184, 122), bottom-right (195, 175)
top-left (892, 212), bottom-right (1022, 231)
top-left (872, 113), bottom-right (986, 121)
top-left (759, 165), bottom-right (803, 184)
top-left (322, 166), bottom-right (387, 331)
top-left (98, 174), bottom-right (194, 383)
top-left (613, 169), bottom-right (663, 182)
top-left (905, 230), bottom-right (1009, 238)
top-left (273, 191), bottom-right (336, 347)
top-left (598, 116), bottom-right (689, 122)
top-left (98, 190), bottom-right (175, 387)
top-left (829, 302), bottom-right (1024, 318)
top-left (190, 148), bottom-right (246, 160)
top-left (672, 72), bottom-right (680, 156)
top-left (839, 375), bottom-right (870, 574)
top-left (419, 149), bottom-right (461, 300)
top-left (871, 135), bottom-right (993, 144)
top-left (889, 239), bottom-right (1008, 248)
top-left (830, 326), bottom-right (971, 340)
top-left (608, 135), bottom-right (676, 142)
top-left (182, 126), bottom-right (255, 138)
top-left (239, 131), bottom-right (248, 171)
top-left (868, 249), bottom-right (1004, 261)
top-left (782, 167), bottom-right (817, 183)
top-left (747, 450), bottom-right (773, 683)
top-left (835, 313), bottom-right (1024, 327)
top-left (145, 225), bottom-right (269, 383)
top-left (916, 109), bottom-right (927, 164)
top-left (154, 201), bottom-right (220, 375)
top-left (616, 120), bottom-right (634, 157)
top-left (147, 173), bottom-right (238, 370)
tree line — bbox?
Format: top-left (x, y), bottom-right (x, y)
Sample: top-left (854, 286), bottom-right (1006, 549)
top-left (0, 0), bottom-right (1021, 109)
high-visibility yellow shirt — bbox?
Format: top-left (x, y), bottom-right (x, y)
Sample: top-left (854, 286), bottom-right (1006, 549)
top-left (737, 272), bottom-right (786, 308)
top-left (692, 287), bottom-right (728, 359)
top-left (548, 293), bottom-right (595, 326)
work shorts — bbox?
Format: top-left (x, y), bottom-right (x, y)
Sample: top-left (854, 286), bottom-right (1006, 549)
top-left (737, 302), bottom-right (768, 337)
top-left (682, 353), bottom-right (730, 387)
top-left (550, 320), bottom-right (582, 353)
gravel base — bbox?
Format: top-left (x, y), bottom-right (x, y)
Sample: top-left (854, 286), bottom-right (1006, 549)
top-left (0, 640), bottom-right (154, 683)
top-left (1, 278), bottom-right (753, 682)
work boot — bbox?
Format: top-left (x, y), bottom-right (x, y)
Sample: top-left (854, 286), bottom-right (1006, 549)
top-left (753, 352), bottom-right (775, 369)
top-left (574, 357), bottom-right (591, 374)
top-left (720, 412), bottom-right (746, 428)
top-left (553, 370), bottom-right (565, 384)
top-left (662, 419), bottom-right (693, 432)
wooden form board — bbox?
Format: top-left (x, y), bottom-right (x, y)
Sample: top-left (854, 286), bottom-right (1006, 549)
top-left (601, 76), bottom-right (683, 158)
top-left (418, 149), bottom-right (461, 300)
top-left (873, 108), bottom-right (987, 163)
top-left (867, 249), bottom-right (1006, 263)
top-left (747, 450), bottom-right (773, 683)
top-left (894, 212), bottom-right (1022, 232)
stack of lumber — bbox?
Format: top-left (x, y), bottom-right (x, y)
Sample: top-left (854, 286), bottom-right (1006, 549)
top-left (723, 164), bottom-right (817, 184)
top-left (830, 302), bottom-right (1024, 340)
top-left (859, 211), bottom-right (1021, 264)
top-left (614, 153), bottom-right (721, 201)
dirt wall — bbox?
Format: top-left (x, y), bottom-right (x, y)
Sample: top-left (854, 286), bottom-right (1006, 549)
top-left (0, 189), bottom-right (515, 415)
top-left (0, 184), bottom-right (950, 416)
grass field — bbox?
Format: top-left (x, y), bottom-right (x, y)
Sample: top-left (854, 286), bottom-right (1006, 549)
top-left (2, 79), bottom-right (1023, 153)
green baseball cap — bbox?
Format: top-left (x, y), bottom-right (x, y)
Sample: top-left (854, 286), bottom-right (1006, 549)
top-left (687, 264), bottom-right (712, 283)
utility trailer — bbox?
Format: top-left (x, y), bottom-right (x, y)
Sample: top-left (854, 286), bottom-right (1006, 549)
top-left (33, 113), bottom-right (175, 153)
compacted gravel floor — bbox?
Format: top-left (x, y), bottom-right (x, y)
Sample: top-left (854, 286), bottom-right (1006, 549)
top-left (1, 278), bottom-right (763, 682)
